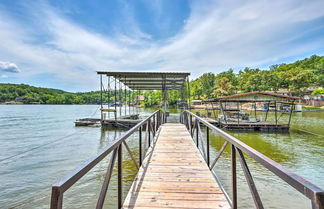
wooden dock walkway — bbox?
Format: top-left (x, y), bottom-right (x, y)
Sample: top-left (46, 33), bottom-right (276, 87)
top-left (122, 123), bottom-right (230, 209)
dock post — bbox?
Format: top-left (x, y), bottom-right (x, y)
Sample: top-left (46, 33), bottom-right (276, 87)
top-left (190, 114), bottom-right (192, 136)
top-left (118, 144), bottom-right (122, 209)
top-left (107, 76), bottom-right (110, 119)
top-left (139, 127), bottom-right (142, 166)
top-left (148, 120), bottom-right (151, 147)
top-left (114, 77), bottom-right (117, 121)
top-left (100, 74), bottom-right (103, 123)
top-left (232, 145), bottom-right (237, 209)
top-left (196, 120), bottom-right (199, 147)
top-left (124, 76), bottom-right (127, 116)
top-left (206, 127), bottom-right (210, 167)
top-left (288, 102), bottom-right (294, 126)
top-left (50, 187), bottom-right (63, 209)
top-left (275, 101), bottom-right (278, 126)
top-left (153, 114), bottom-right (156, 135)
top-left (119, 76), bottom-right (122, 118)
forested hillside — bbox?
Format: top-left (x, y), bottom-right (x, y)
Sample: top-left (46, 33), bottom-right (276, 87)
top-left (1, 54), bottom-right (323, 105)
top-left (0, 84), bottom-right (100, 104)
top-left (190, 54), bottom-right (324, 99)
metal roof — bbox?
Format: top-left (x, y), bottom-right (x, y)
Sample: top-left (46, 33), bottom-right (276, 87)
top-left (97, 71), bottom-right (190, 90)
top-left (205, 91), bottom-right (299, 102)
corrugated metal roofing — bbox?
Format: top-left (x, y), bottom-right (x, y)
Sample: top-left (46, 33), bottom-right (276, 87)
top-left (97, 71), bottom-right (190, 90)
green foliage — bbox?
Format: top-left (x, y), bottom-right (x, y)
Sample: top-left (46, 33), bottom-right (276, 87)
top-left (312, 89), bottom-right (324, 95)
top-left (190, 73), bottom-right (215, 99)
top-left (1, 55), bottom-right (323, 105)
top-left (0, 83), bottom-right (99, 104)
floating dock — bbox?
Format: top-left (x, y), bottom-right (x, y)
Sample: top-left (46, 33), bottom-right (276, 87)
top-left (203, 118), bottom-right (289, 131)
top-left (122, 123), bottom-right (230, 209)
top-left (75, 114), bottom-right (141, 128)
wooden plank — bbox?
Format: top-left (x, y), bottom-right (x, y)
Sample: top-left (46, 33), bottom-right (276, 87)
top-left (122, 123), bottom-right (230, 209)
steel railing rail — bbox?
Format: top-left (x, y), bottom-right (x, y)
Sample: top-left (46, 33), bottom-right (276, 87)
top-left (180, 110), bottom-right (324, 209)
top-left (50, 110), bottom-right (164, 209)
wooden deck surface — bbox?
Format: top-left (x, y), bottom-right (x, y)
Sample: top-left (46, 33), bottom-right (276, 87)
top-left (122, 123), bottom-right (230, 209)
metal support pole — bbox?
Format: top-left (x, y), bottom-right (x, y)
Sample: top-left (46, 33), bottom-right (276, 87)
top-left (196, 120), bottom-right (199, 147)
top-left (275, 101), bottom-right (278, 126)
top-left (153, 114), bottom-right (156, 135)
top-left (117, 144), bottom-right (122, 209)
top-left (206, 127), bottom-right (210, 167)
top-left (237, 148), bottom-right (264, 209)
top-left (100, 75), bottom-right (103, 123)
top-left (254, 101), bottom-right (257, 120)
top-left (50, 187), bottom-right (63, 209)
top-left (288, 102), bottom-right (294, 126)
top-left (107, 76), bottom-right (110, 119)
top-left (124, 76), bottom-right (127, 116)
top-left (237, 102), bottom-right (240, 125)
top-left (139, 127), bottom-right (142, 166)
top-left (114, 77), bottom-right (117, 121)
top-left (232, 144), bottom-right (237, 209)
top-left (265, 102), bottom-right (270, 121)
top-left (96, 148), bottom-right (118, 209)
top-left (190, 114), bottom-right (192, 136)
top-left (128, 85), bottom-right (131, 115)
top-left (148, 120), bottom-right (151, 147)
top-left (119, 76), bottom-right (122, 117)
top-left (187, 76), bottom-right (191, 110)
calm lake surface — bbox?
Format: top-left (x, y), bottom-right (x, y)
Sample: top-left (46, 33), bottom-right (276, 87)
top-left (0, 105), bottom-right (323, 209)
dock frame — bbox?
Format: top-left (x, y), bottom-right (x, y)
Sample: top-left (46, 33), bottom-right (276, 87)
top-left (51, 110), bottom-right (324, 209)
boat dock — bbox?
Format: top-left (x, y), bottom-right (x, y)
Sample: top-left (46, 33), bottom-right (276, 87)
top-left (51, 72), bottom-right (324, 209)
top-left (122, 123), bottom-right (230, 209)
top-left (75, 114), bottom-right (141, 128)
top-left (203, 118), bottom-right (290, 131)
top-left (51, 110), bottom-right (324, 209)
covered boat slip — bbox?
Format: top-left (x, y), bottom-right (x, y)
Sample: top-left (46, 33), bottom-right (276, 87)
top-left (122, 123), bottom-right (230, 209)
top-left (75, 72), bottom-right (190, 127)
top-left (97, 71), bottom-right (190, 90)
top-left (203, 91), bottom-right (299, 131)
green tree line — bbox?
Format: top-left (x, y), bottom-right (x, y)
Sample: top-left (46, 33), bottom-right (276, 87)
top-left (190, 54), bottom-right (324, 99)
top-left (1, 55), bottom-right (323, 105)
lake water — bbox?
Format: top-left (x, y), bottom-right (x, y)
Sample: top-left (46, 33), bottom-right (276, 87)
top-left (0, 105), bottom-right (323, 209)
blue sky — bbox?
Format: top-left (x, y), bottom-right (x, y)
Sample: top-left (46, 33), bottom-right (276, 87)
top-left (0, 0), bottom-right (324, 92)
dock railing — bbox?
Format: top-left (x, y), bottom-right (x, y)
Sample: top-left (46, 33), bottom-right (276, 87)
top-left (180, 110), bottom-right (324, 209)
top-left (50, 110), bottom-right (163, 209)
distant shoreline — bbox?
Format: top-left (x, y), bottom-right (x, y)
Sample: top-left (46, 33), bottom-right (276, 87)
top-left (0, 103), bottom-right (99, 105)
top-left (1, 103), bottom-right (324, 112)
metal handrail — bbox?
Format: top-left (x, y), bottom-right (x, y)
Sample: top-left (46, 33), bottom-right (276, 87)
top-left (50, 110), bottom-right (163, 209)
top-left (181, 110), bottom-right (324, 209)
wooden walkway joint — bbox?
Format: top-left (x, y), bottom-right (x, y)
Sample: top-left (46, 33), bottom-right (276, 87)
top-left (123, 123), bottom-right (230, 209)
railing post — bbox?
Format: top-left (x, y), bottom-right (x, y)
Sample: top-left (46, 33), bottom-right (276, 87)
top-left (148, 120), bottom-right (151, 147)
top-left (189, 114), bottom-right (192, 135)
top-left (312, 192), bottom-right (324, 209)
top-left (206, 127), bottom-right (210, 167)
top-left (158, 110), bottom-right (161, 128)
top-left (153, 114), bottom-right (156, 135)
top-left (196, 120), bottom-right (199, 147)
top-left (232, 144), bottom-right (237, 209)
top-left (186, 112), bottom-right (189, 129)
top-left (118, 144), bottom-right (122, 209)
top-left (50, 187), bottom-right (63, 209)
top-left (139, 127), bottom-right (142, 167)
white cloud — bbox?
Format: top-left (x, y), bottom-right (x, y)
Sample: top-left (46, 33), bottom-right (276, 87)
top-left (0, 0), bottom-right (323, 91)
top-left (0, 61), bottom-right (20, 73)
top-left (1, 74), bottom-right (9, 78)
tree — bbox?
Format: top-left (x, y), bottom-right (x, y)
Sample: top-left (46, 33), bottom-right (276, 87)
top-left (214, 77), bottom-right (235, 96)
top-left (199, 73), bottom-right (215, 99)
